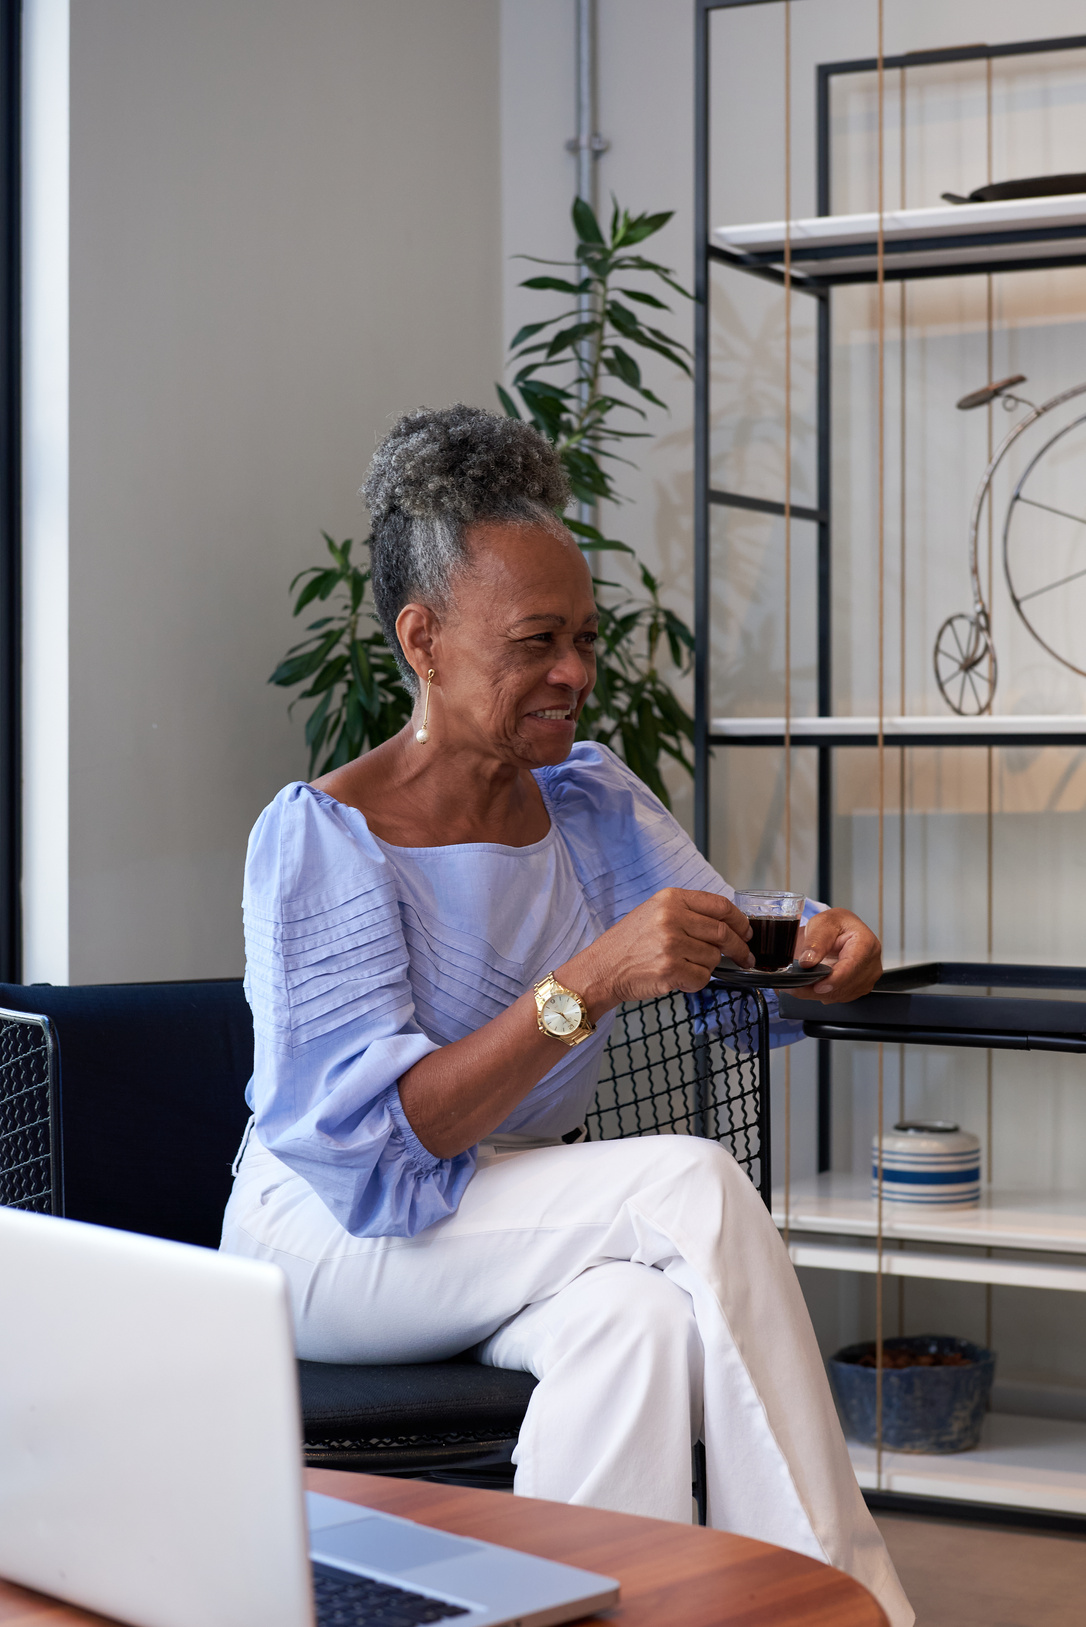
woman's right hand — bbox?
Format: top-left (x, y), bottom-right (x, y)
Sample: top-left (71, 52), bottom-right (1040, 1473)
top-left (559, 888), bottom-right (755, 1015)
top-left (401, 888), bottom-right (754, 1160)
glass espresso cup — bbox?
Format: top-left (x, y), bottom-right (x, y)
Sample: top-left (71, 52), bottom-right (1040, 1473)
top-left (733, 890), bottom-right (806, 971)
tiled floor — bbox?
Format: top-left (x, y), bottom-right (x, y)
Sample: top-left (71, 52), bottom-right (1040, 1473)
top-left (875, 1512), bottom-right (1086, 1627)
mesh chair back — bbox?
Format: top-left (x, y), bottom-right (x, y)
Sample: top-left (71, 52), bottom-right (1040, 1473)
top-left (587, 985), bottom-right (770, 1203)
top-left (0, 1007), bottom-right (60, 1214)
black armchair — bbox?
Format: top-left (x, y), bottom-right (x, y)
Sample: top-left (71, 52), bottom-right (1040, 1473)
top-left (0, 978), bottom-right (769, 1500)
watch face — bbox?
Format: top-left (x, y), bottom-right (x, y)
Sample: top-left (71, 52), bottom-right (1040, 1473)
top-left (543, 991), bottom-right (583, 1036)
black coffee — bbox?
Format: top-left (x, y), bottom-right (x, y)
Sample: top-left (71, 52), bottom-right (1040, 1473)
top-left (747, 916), bottom-right (799, 971)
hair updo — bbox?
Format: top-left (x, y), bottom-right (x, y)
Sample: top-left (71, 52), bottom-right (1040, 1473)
top-left (361, 404), bottom-right (571, 693)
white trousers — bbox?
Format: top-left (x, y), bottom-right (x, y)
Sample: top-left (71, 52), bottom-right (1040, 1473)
top-left (221, 1132), bottom-right (912, 1627)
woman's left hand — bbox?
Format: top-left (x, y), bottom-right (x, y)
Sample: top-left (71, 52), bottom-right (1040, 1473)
top-left (787, 909), bottom-right (882, 1004)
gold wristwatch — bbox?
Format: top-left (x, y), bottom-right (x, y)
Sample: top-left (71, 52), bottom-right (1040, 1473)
top-left (533, 972), bottom-right (596, 1047)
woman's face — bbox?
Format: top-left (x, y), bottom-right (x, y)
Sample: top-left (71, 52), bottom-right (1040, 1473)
top-left (400, 521), bottom-right (599, 769)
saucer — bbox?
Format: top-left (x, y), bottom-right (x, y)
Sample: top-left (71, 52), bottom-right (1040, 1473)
top-left (709, 958), bottom-right (834, 991)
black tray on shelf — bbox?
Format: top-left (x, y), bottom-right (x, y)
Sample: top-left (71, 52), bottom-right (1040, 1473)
top-left (778, 960), bottom-right (1086, 1053)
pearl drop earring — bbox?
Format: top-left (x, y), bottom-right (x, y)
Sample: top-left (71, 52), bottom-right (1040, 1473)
top-left (415, 670), bottom-right (435, 744)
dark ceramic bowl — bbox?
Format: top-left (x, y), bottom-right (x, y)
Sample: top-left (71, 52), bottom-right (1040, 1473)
top-left (828, 1334), bottom-right (996, 1454)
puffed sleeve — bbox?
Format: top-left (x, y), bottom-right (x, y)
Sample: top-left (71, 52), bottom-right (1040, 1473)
top-left (242, 783), bottom-right (476, 1237)
top-left (541, 743), bottom-right (825, 1047)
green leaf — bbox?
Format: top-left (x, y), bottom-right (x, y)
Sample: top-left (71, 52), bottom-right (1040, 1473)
top-left (304, 689), bottom-right (333, 750)
top-left (615, 258), bottom-right (692, 299)
top-left (544, 320), bottom-right (599, 360)
top-left (572, 196), bottom-right (606, 245)
top-left (515, 374), bottom-right (573, 402)
top-left (512, 252), bottom-right (580, 267)
top-left (615, 288), bottom-right (669, 309)
top-left (322, 533), bottom-right (350, 569)
top-left (645, 323), bottom-right (693, 357)
top-left (269, 625), bottom-right (342, 688)
top-left (495, 384), bottom-right (521, 420)
top-left (613, 209), bottom-right (673, 248)
top-left (604, 346), bottom-right (642, 390)
top-left (519, 275), bottom-right (592, 294)
top-left (664, 610), bottom-right (695, 650)
top-left (606, 305), bottom-right (692, 375)
top-left (632, 384), bottom-right (669, 411)
top-left (288, 563), bottom-right (324, 594)
top-left (509, 315), bottom-right (569, 349)
top-left (269, 650), bottom-right (322, 688)
top-left (306, 654), bottom-right (349, 695)
top-left (562, 518), bottom-right (634, 553)
top-left (606, 300), bottom-right (645, 338)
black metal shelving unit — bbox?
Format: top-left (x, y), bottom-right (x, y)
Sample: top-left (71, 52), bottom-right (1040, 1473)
top-left (694, 5), bottom-right (1086, 1167)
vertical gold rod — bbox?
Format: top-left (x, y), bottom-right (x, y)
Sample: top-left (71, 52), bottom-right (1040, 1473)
top-left (897, 63), bottom-right (907, 1130)
top-left (782, 1), bottom-right (793, 1249)
top-left (875, 0), bottom-right (887, 1489)
top-left (897, 65), bottom-right (907, 1340)
top-left (985, 53), bottom-right (995, 1353)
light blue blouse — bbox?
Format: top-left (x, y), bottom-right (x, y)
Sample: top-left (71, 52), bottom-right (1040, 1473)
top-left (242, 743), bottom-right (817, 1238)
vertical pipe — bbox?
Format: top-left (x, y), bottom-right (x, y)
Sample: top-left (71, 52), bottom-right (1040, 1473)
top-left (574, 0), bottom-right (595, 214)
top-left (815, 60), bottom-right (834, 1168)
top-left (985, 50), bottom-right (995, 1357)
top-left (693, 1), bottom-right (711, 857)
top-left (874, 0), bottom-right (887, 1494)
top-left (782, 0), bottom-right (792, 1250)
top-left (0, 0), bottom-right (20, 980)
top-left (897, 68), bottom-right (908, 1319)
top-left (573, 0), bottom-right (600, 533)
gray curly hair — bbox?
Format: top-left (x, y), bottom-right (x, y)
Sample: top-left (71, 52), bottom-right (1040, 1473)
top-left (362, 404), bottom-right (572, 693)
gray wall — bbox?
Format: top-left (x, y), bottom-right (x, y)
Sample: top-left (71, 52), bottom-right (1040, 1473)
top-left (64, 0), bottom-right (502, 981)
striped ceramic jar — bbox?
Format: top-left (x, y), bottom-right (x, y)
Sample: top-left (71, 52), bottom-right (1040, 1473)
top-left (872, 1121), bottom-right (982, 1208)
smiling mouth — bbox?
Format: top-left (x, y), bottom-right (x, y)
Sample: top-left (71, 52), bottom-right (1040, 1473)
top-left (527, 707), bottom-right (575, 721)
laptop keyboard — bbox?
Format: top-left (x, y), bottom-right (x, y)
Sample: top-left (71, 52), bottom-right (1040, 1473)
top-left (313, 1561), bottom-right (472, 1625)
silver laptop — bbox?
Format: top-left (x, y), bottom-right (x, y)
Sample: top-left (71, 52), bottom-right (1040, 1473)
top-left (0, 1207), bottom-right (618, 1627)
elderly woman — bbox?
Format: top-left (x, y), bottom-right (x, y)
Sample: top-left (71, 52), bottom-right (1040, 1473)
top-left (222, 406), bottom-right (911, 1626)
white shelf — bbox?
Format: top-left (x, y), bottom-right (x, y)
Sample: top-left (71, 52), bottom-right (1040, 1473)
top-left (710, 714), bottom-right (1086, 741)
top-left (774, 1173), bottom-right (1086, 1258)
top-left (848, 1413), bottom-right (1086, 1515)
top-left (787, 1239), bottom-right (1086, 1293)
top-left (712, 194), bottom-right (1086, 280)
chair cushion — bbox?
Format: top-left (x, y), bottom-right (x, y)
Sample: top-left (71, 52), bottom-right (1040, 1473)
top-left (298, 1360), bottom-right (537, 1445)
top-left (0, 981), bottom-right (253, 1247)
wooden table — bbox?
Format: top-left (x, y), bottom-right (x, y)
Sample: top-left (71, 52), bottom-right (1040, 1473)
top-left (0, 1468), bottom-right (887, 1627)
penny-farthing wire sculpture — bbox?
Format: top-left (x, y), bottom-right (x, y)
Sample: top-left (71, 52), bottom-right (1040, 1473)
top-left (934, 377), bottom-right (1086, 714)
top-left (1004, 406), bottom-right (1086, 680)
